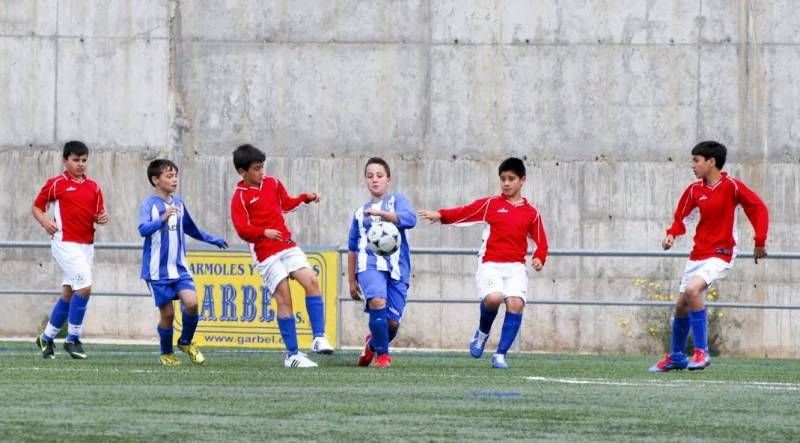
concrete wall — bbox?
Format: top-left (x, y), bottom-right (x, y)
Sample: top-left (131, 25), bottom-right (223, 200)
top-left (1, 0), bottom-right (799, 356)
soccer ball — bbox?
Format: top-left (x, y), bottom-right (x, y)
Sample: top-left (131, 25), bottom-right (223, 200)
top-left (366, 222), bottom-right (401, 256)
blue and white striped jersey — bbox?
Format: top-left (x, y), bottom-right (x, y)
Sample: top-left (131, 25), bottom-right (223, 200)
top-left (138, 194), bottom-right (225, 281)
top-left (347, 193), bottom-right (416, 283)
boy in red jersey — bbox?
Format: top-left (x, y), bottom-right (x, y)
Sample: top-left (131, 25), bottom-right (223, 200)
top-left (33, 141), bottom-right (109, 359)
top-left (650, 141), bottom-right (768, 372)
top-left (230, 144), bottom-right (332, 368)
top-left (419, 157), bottom-right (548, 369)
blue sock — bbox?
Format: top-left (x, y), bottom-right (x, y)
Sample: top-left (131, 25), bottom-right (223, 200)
top-left (157, 326), bottom-right (174, 354)
top-left (277, 316), bottom-right (299, 355)
top-left (497, 312), bottom-right (523, 355)
top-left (479, 301), bottom-right (499, 334)
top-left (178, 308), bottom-right (199, 346)
top-left (368, 307), bottom-right (389, 355)
top-left (66, 293), bottom-right (90, 342)
top-left (689, 309), bottom-right (708, 352)
top-left (671, 316), bottom-right (690, 354)
top-left (304, 295), bottom-right (325, 337)
top-left (43, 298), bottom-right (69, 341)
top-left (388, 325), bottom-right (399, 343)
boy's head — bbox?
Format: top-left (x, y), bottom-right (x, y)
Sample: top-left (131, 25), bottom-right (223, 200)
top-left (63, 140), bottom-right (88, 160)
top-left (691, 140), bottom-right (726, 168)
top-left (147, 159), bottom-right (179, 192)
top-left (62, 140), bottom-right (89, 178)
top-left (364, 157), bottom-right (391, 198)
top-left (498, 157), bottom-right (526, 199)
top-left (233, 144), bottom-right (266, 185)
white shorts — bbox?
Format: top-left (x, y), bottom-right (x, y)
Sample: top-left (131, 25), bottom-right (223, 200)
top-left (678, 257), bottom-right (733, 293)
top-left (51, 240), bottom-right (94, 291)
top-left (255, 247), bottom-right (311, 294)
top-left (476, 262), bottom-right (527, 300)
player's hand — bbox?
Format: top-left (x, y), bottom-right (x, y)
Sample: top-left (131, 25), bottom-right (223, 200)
top-left (753, 246), bottom-right (767, 264)
top-left (364, 207), bottom-right (382, 217)
top-left (418, 209), bottom-right (442, 224)
top-left (214, 239), bottom-right (229, 250)
top-left (40, 219), bottom-right (58, 235)
top-left (662, 234), bottom-right (674, 250)
top-left (349, 281), bottom-right (362, 300)
top-left (531, 258), bottom-right (544, 271)
top-left (95, 211), bottom-right (109, 225)
top-left (307, 192), bottom-right (320, 203)
top-left (264, 229), bottom-right (283, 241)
top-left (161, 206), bottom-right (178, 222)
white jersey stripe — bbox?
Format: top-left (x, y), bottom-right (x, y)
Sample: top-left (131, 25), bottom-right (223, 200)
top-left (149, 204), bottom-right (161, 280)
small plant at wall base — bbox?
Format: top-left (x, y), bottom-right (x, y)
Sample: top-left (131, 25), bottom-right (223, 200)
top-left (622, 279), bottom-right (738, 356)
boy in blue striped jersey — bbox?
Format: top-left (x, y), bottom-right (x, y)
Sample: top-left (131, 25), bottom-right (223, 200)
top-left (347, 157), bottom-right (416, 368)
top-left (138, 159), bottom-right (227, 365)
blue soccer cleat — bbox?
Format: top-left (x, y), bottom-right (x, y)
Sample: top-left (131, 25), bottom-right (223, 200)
top-left (469, 329), bottom-right (490, 358)
top-left (492, 353), bottom-right (509, 369)
top-left (648, 352), bottom-right (688, 373)
top-left (687, 349), bottom-right (711, 370)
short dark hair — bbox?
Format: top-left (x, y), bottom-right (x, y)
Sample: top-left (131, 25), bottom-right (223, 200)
top-left (498, 157), bottom-right (526, 178)
top-left (63, 141), bottom-right (88, 159)
top-left (691, 140), bottom-right (727, 169)
top-left (364, 157), bottom-right (391, 178)
top-left (147, 159), bottom-right (178, 187)
top-left (233, 144), bottom-right (266, 172)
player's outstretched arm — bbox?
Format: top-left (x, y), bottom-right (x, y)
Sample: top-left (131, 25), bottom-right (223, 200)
top-left (182, 205), bottom-right (228, 249)
top-left (417, 209), bottom-right (442, 224)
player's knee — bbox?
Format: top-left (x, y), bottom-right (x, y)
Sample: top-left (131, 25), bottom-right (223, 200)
top-left (388, 319), bottom-right (400, 330)
top-left (368, 297), bottom-right (387, 310)
top-left (483, 293), bottom-right (503, 310)
top-left (505, 296), bottom-right (525, 313)
top-left (183, 301), bottom-right (199, 315)
top-left (306, 277), bottom-right (320, 294)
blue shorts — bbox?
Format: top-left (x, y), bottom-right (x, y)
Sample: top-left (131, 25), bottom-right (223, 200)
top-left (145, 275), bottom-right (196, 308)
top-left (357, 269), bottom-right (409, 322)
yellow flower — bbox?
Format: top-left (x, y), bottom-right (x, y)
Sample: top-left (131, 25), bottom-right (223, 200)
top-left (618, 319), bottom-right (629, 327)
top-left (624, 330), bottom-right (633, 337)
top-left (708, 307), bottom-right (715, 315)
top-left (718, 312), bottom-right (725, 318)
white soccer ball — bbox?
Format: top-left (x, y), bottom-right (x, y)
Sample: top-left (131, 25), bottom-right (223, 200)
top-left (366, 222), bottom-right (401, 256)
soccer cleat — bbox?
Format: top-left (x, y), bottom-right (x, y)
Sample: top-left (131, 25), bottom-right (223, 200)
top-left (178, 342), bottom-right (206, 365)
top-left (469, 329), bottom-right (490, 358)
top-left (36, 336), bottom-right (55, 359)
top-left (648, 352), bottom-right (689, 373)
top-left (63, 340), bottom-right (87, 359)
top-left (310, 336), bottom-right (334, 355)
top-left (160, 353), bottom-right (181, 366)
top-left (492, 353), bottom-right (509, 369)
top-left (687, 349), bottom-right (711, 370)
top-left (374, 353), bottom-right (392, 368)
top-left (357, 334), bottom-right (375, 367)
top-left (284, 351), bottom-right (318, 368)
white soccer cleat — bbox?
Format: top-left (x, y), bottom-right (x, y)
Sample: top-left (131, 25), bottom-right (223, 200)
top-left (284, 351), bottom-right (318, 368)
top-left (310, 336), bottom-right (334, 355)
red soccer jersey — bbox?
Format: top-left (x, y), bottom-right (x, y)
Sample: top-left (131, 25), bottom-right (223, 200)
top-left (439, 195), bottom-right (548, 265)
top-left (230, 176), bottom-right (312, 262)
top-left (667, 172), bottom-right (768, 262)
top-left (33, 172), bottom-right (105, 244)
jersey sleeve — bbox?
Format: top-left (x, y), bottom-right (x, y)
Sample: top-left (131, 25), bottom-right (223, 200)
top-left (529, 212), bottom-right (549, 264)
top-left (734, 179), bottom-right (769, 247)
top-left (95, 185), bottom-right (105, 215)
top-left (666, 185), bottom-right (696, 237)
top-left (394, 194), bottom-right (417, 229)
top-left (439, 197), bottom-right (492, 225)
top-left (137, 200), bottom-right (163, 237)
top-left (347, 214), bottom-right (360, 252)
top-left (230, 190), bottom-right (265, 242)
top-left (182, 203), bottom-right (225, 247)
top-left (275, 178), bottom-right (310, 213)
top-left (33, 178), bottom-right (56, 211)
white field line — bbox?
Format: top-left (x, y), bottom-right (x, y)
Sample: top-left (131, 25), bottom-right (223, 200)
top-left (525, 376), bottom-right (800, 391)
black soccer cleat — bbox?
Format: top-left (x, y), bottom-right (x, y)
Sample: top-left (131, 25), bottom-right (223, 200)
top-left (63, 339), bottom-right (87, 359)
top-left (36, 335), bottom-right (55, 360)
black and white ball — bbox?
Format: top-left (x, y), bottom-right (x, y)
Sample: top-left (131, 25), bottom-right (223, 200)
top-left (366, 222), bottom-right (401, 256)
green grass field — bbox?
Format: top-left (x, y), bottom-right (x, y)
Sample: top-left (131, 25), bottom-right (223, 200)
top-left (1, 341), bottom-right (799, 442)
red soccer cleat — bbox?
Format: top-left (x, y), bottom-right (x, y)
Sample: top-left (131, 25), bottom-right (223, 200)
top-left (687, 348), bottom-right (711, 370)
top-left (357, 334), bottom-right (375, 367)
top-left (374, 353), bottom-right (392, 368)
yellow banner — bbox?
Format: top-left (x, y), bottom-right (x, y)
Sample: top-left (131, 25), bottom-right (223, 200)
top-left (174, 251), bottom-right (338, 349)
